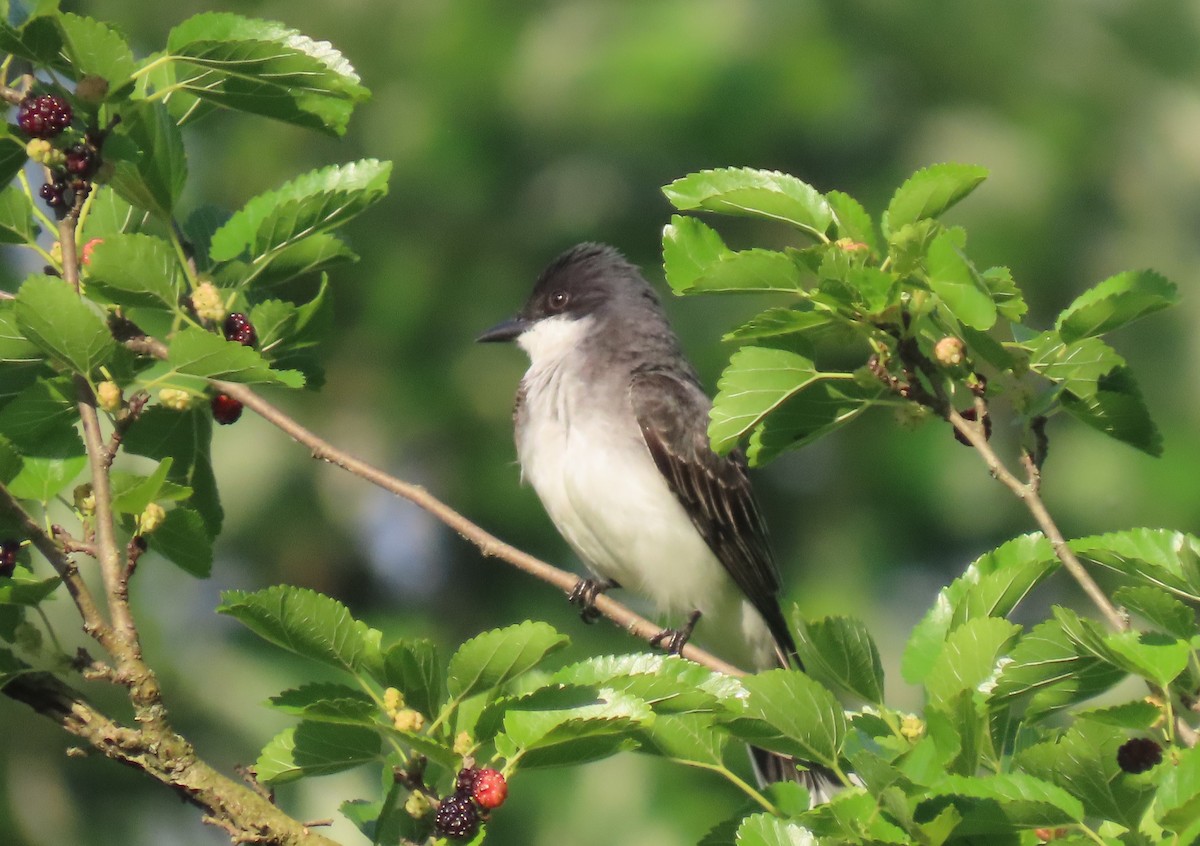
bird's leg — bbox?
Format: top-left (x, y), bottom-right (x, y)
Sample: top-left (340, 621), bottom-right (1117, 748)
top-left (649, 609), bottom-right (702, 655)
top-left (568, 577), bottom-right (619, 624)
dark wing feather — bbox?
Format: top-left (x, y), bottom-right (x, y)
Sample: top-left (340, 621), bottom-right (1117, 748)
top-left (629, 367), bottom-right (798, 661)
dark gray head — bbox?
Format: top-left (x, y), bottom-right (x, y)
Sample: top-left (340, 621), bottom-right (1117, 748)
top-left (477, 243), bottom-right (664, 345)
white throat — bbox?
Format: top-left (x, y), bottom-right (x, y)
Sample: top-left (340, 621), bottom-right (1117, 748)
top-left (517, 314), bottom-right (593, 368)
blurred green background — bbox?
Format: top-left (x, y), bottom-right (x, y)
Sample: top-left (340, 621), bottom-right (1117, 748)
top-left (3, 1), bottom-right (1200, 844)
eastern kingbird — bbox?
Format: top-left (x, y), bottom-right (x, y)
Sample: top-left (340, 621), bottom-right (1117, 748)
top-left (479, 243), bottom-right (836, 798)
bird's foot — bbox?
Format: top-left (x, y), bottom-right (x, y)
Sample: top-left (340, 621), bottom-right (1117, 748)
top-left (568, 578), bottom-right (619, 624)
top-left (649, 609), bottom-right (702, 655)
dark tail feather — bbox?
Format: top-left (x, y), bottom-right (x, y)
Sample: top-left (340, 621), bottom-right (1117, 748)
top-left (749, 746), bottom-right (842, 806)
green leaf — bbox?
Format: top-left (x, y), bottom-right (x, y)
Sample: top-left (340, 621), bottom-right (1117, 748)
top-left (110, 459), bottom-right (176, 515)
top-left (1025, 332), bottom-right (1125, 397)
top-left (740, 669), bottom-right (846, 770)
top-left (662, 214), bottom-right (731, 293)
top-left (1060, 366), bottom-right (1162, 456)
top-left (108, 101), bottom-right (186, 218)
top-left (148, 507), bottom-right (212, 577)
top-left (85, 234), bottom-right (183, 309)
top-left (1157, 745), bottom-right (1200, 834)
top-left (209, 160), bottom-right (390, 266)
top-left (792, 613), bottom-right (884, 704)
top-left (164, 12), bottom-right (370, 136)
top-left (267, 683), bottom-right (377, 726)
top-left (218, 585), bottom-right (383, 679)
top-left (254, 721), bottom-right (381, 784)
top-left (0, 571), bottom-right (61, 606)
top-left (154, 327), bottom-right (304, 387)
top-left (445, 621), bottom-right (569, 700)
top-left (0, 136), bottom-right (27, 189)
top-left (1056, 270), bottom-right (1178, 343)
top-left (0, 302), bottom-right (43, 366)
top-left (220, 234), bottom-right (358, 289)
top-left (494, 688), bottom-right (648, 769)
top-left (723, 307), bottom-right (836, 342)
top-left (1070, 528), bottom-right (1200, 603)
top-left (248, 299), bottom-right (297, 354)
top-left (746, 378), bottom-right (880, 465)
top-left (551, 653), bottom-right (743, 712)
top-left (735, 814), bottom-right (817, 846)
top-left (924, 229), bottom-right (996, 331)
top-left (79, 187), bottom-right (151, 241)
top-left (903, 534), bottom-right (1058, 684)
top-left (826, 190), bottom-right (879, 255)
top-left (991, 619), bottom-right (1125, 716)
top-left (924, 617), bottom-right (1020, 708)
top-left (1055, 606), bottom-right (1189, 687)
top-left (709, 346), bottom-right (873, 457)
top-left (381, 639), bottom-right (442, 720)
top-left (14, 275), bottom-right (116, 375)
top-left (1017, 722), bottom-right (1155, 828)
top-left (0, 378), bottom-right (86, 503)
top-left (800, 789), bottom-right (909, 843)
top-left (981, 266), bottom-right (1027, 322)
top-left (664, 168), bottom-right (833, 239)
top-left (122, 406), bottom-right (223, 536)
top-left (1074, 700), bottom-right (1163, 730)
top-left (664, 243), bottom-right (809, 296)
top-left (886, 163), bottom-right (988, 232)
top-left (58, 13), bottom-right (137, 85)
top-left (0, 186), bottom-right (38, 245)
top-left (1113, 585), bottom-right (1195, 639)
top-left (919, 772), bottom-right (1082, 835)
top-left (640, 712), bottom-right (727, 767)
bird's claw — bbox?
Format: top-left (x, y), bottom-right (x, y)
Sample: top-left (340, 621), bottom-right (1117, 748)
top-left (649, 609), bottom-right (702, 655)
top-left (568, 577), bottom-right (618, 624)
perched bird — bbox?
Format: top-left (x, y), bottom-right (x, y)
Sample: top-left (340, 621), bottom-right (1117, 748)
top-left (478, 243), bottom-right (837, 798)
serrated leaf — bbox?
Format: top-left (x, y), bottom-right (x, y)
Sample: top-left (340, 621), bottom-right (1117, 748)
top-left (925, 229), bottom-right (996, 331)
top-left (267, 683), bottom-right (377, 726)
top-left (826, 190), bottom-right (878, 255)
top-left (1071, 529), bottom-right (1200, 603)
top-left (148, 507), bottom-right (212, 577)
top-left (551, 653), bottom-right (744, 712)
top-left (735, 813), bottom-right (817, 846)
top-left (991, 619), bottom-right (1125, 716)
top-left (0, 302), bottom-right (42, 366)
top-left (122, 406), bottom-right (223, 536)
top-left (919, 772), bottom-right (1083, 835)
top-left (381, 639), bottom-right (442, 720)
top-left (14, 275), bottom-right (116, 375)
top-left (723, 307), bottom-right (836, 342)
top-left (209, 160), bottom-right (390, 265)
top-left (1056, 270), bottom-right (1178, 343)
top-left (107, 101), bottom-right (186, 218)
top-left (1157, 745), bottom-right (1200, 833)
top-left (218, 585), bottom-right (383, 678)
top-left (886, 164), bottom-right (988, 232)
top-left (1056, 606), bottom-right (1189, 687)
top-left (924, 617), bottom-right (1020, 707)
top-left (710, 346), bottom-right (874, 458)
top-left (1025, 332), bottom-right (1124, 397)
top-left (664, 168), bottom-right (833, 239)
top-left (227, 234), bottom-right (357, 289)
top-left (1060, 366), bottom-right (1162, 456)
top-left (0, 571), bottom-right (60, 606)
top-left (981, 266), bottom-right (1027, 322)
top-left (248, 299), bottom-right (296, 354)
top-left (445, 621), bottom-right (568, 700)
top-left (665, 245), bottom-right (809, 296)
top-left (740, 669), bottom-right (846, 769)
top-left (154, 327), bottom-right (304, 387)
top-left (85, 233), bottom-right (183, 309)
top-left (58, 13), bottom-right (137, 84)
top-left (640, 712), bottom-right (727, 767)
top-left (662, 214), bottom-right (731, 293)
top-left (1113, 585), bottom-right (1195, 639)
top-left (0, 136), bottom-right (26, 189)
top-left (0, 186), bottom-right (38, 245)
top-left (164, 12), bottom-right (369, 136)
top-left (792, 613), bottom-right (884, 704)
top-left (254, 721), bottom-right (381, 784)
top-left (1017, 722), bottom-right (1155, 828)
top-left (1074, 700), bottom-right (1163, 730)
top-left (495, 689), bottom-right (648, 769)
top-left (903, 534), bottom-right (1058, 684)
top-left (0, 378), bottom-right (86, 502)
top-left (800, 789), bottom-right (909, 843)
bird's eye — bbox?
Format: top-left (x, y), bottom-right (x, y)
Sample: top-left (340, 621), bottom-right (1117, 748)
top-left (548, 290), bottom-right (569, 311)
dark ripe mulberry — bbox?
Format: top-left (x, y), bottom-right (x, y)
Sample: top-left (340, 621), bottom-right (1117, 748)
top-left (434, 792), bottom-right (480, 840)
top-left (953, 406), bottom-right (992, 446)
top-left (1116, 737), bottom-right (1163, 774)
top-left (65, 143), bottom-right (98, 177)
top-left (17, 94), bottom-right (72, 138)
top-left (210, 393), bottom-right (244, 425)
top-left (454, 767), bottom-right (478, 794)
top-left (0, 539), bottom-right (20, 578)
top-left (223, 312), bottom-right (257, 347)
top-left (39, 181), bottom-right (66, 208)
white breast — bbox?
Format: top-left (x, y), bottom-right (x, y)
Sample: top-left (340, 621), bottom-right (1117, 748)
top-left (514, 315), bottom-right (777, 670)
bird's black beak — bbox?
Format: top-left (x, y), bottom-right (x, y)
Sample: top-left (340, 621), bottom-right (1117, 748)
top-left (476, 316), bottom-right (527, 343)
